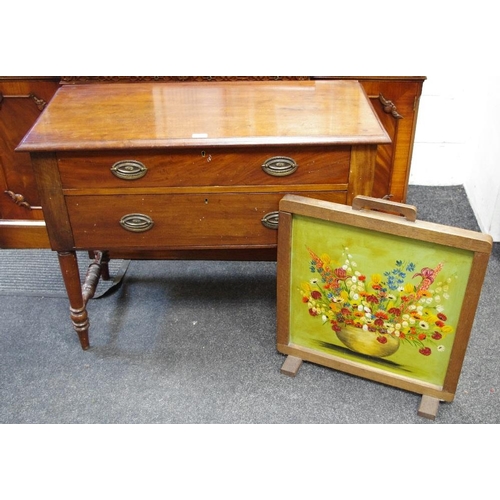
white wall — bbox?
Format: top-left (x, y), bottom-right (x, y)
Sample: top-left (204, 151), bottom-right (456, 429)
top-left (409, 75), bottom-right (500, 241)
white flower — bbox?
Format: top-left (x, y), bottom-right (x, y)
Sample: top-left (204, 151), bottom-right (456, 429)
top-left (437, 345), bottom-right (445, 352)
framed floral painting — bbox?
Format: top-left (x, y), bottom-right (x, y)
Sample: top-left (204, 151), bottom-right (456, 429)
top-left (276, 194), bottom-right (493, 412)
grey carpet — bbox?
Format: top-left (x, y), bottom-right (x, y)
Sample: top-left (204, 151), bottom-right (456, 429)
top-left (0, 250), bottom-right (129, 298)
top-left (0, 185), bottom-right (498, 423)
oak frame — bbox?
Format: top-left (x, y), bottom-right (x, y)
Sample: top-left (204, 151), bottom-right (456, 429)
top-left (276, 194), bottom-right (493, 404)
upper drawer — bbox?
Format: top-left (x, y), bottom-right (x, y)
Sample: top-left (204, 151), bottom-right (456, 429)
top-left (57, 146), bottom-right (351, 189)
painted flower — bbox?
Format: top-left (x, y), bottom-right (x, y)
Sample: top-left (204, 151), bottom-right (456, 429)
top-left (303, 246), bottom-right (453, 357)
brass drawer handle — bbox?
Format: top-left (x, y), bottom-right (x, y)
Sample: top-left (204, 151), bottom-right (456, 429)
top-left (111, 160), bottom-right (148, 180)
top-left (119, 213), bottom-right (154, 232)
top-left (261, 211), bottom-right (279, 230)
top-left (262, 156), bottom-right (298, 177)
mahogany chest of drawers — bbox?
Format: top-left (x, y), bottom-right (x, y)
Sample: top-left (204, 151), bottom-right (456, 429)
top-left (18, 80), bottom-right (390, 348)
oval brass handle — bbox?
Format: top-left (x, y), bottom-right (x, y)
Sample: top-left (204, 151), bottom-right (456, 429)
top-left (262, 156), bottom-right (298, 177)
top-left (261, 211), bottom-right (279, 230)
top-left (119, 213), bottom-right (154, 232)
top-left (111, 160), bottom-right (148, 180)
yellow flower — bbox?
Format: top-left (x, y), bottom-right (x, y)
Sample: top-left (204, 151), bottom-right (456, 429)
top-left (425, 313), bottom-right (439, 324)
top-left (404, 283), bottom-right (415, 293)
top-left (371, 273), bottom-right (382, 284)
top-left (441, 325), bottom-right (454, 334)
top-left (301, 282), bottom-right (311, 292)
top-left (321, 253), bottom-right (331, 265)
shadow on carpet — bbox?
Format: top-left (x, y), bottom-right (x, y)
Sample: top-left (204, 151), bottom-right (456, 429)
top-left (0, 249), bottom-right (129, 298)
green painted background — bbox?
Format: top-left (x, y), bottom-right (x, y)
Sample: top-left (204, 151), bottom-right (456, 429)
top-left (289, 214), bottom-right (474, 387)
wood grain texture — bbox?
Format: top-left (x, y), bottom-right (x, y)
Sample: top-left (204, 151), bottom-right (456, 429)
top-left (56, 146), bottom-right (351, 189)
top-left (17, 81), bottom-right (391, 151)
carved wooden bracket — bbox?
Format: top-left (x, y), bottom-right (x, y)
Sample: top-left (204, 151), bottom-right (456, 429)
top-left (0, 92), bottom-right (47, 111)
top-left (378, 93), bottom-right (403, 119)
top-left (4, 190), bottom-right (35, 209)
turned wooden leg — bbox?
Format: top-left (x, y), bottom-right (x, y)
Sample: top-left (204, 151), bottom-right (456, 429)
top-left (100, 250), bottom-right (110, 281)
top-left (58, 251), bottom-right (90, 350)
top-left (88, 250), bottom-right (110, 280)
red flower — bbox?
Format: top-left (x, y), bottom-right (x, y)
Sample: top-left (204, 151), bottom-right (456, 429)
top-left (302, 296), bottom-right (309, 303)
top-left (374, 318), bottom-right (385, 327)
top-left (335, 268), bottom-right (347, 279)
top-left (388, 307), bottom-right (401, 316)
top-left (418, 333), bottom-right (427, 341)
top-left (419, 347), bottom-right (432, 356)
top-left (432, 331), bottom-right (442, 340)
top-left (437, 313), bottom-right (447, 321)
top-left (377, 336), bottom-right (388, 344)
top-left (358, 275), bottom-right (366, 281)
top-left (366, 294), bottom-right (379, 304)
top-left (435, 320), bottom-right (445, 327)
top-left (308, 308), bottom-right (318, 316)
top-left (311, 290), bottom-right (322, 300)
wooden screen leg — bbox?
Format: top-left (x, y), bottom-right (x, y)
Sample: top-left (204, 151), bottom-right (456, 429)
top-left (418, 395), bottom-right (440, 420)
top-left (280, 355), bottom-right (303, 377)
top-left (58, 251), bottom-right (90, 350)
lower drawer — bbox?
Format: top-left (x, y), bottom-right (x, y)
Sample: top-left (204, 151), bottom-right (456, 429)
top-left (66, 191), bottom-right (346, 249)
